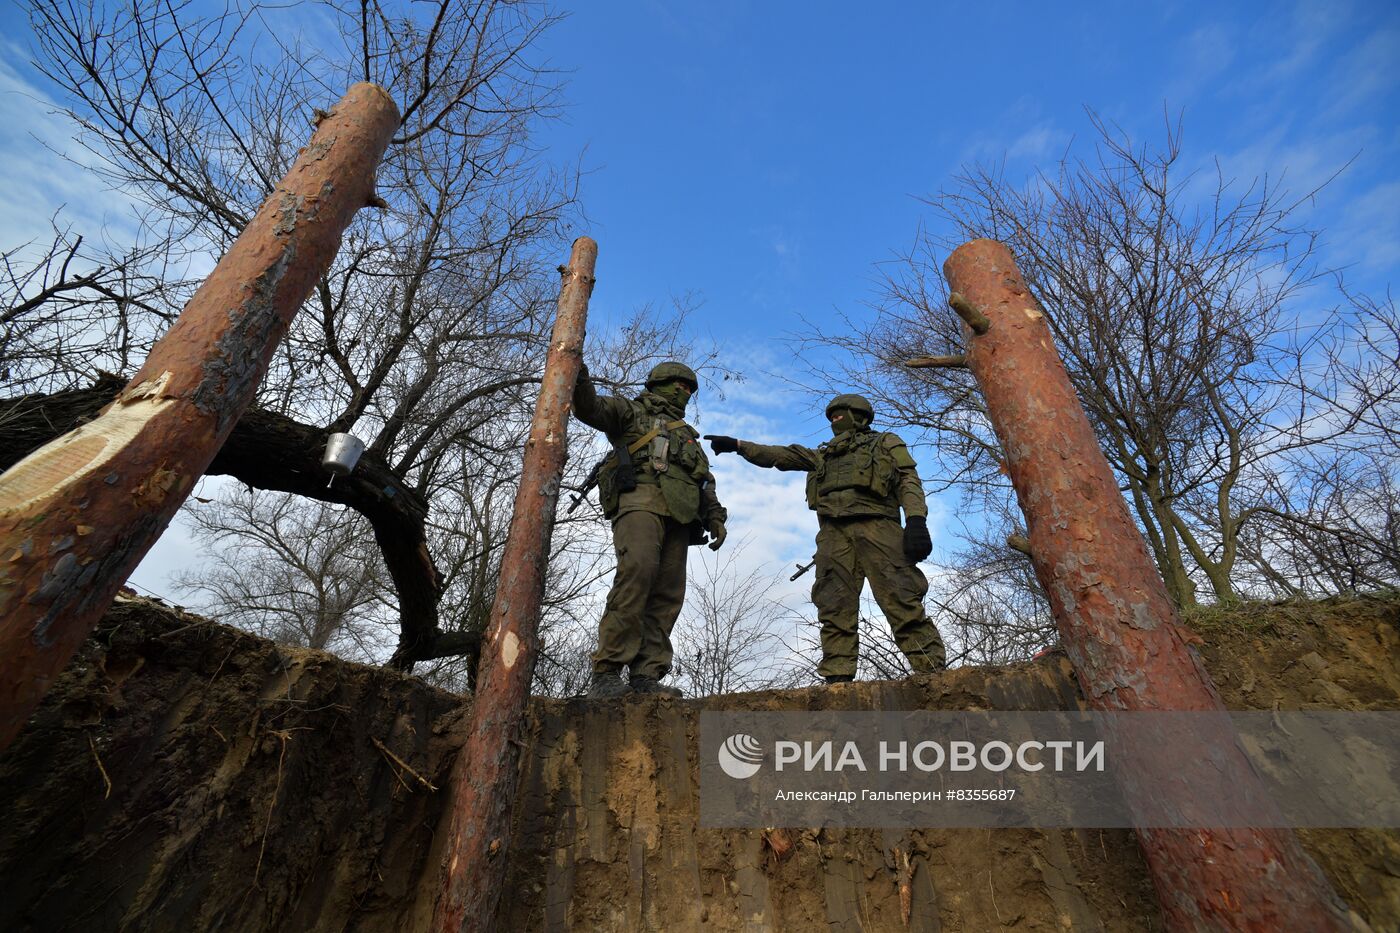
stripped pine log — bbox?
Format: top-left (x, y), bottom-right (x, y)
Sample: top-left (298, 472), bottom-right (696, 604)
top-left (942, 238), bottom-right (1363, 932)
top-left (0, 83), bottom-right (399, 752)
top-left (431, 237), bottom-right (596, 933)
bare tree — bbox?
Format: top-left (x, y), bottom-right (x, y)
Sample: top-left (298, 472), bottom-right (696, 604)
top-left (174, 487), bottom-right (395, 660)
top-left (930, 536), bottom-right (1057, 666)
top-left (670, 544), bottom-right (793, 697)
top-left (1, 223), bottom-right (177, 392)
top-left (809, 111), bottom-right (1398, 620)
top-left (16, 0), bottom-right (580, 666)
top-left (14, 1), bottom-right (755, 679)
top-left (1233, 446), bottom-right (1400, 594)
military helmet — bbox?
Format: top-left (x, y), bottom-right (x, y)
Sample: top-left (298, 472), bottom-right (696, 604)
top-left (645, 361), bottom-right (699, 391)
top-left (825, 393), bottom-right (874, 420)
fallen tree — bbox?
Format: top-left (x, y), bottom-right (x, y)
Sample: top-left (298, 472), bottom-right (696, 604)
top-left (0, 375), bottom-right (477, 672)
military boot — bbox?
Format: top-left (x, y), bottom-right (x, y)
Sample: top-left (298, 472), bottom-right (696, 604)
top-left (629, 674), bottom-right (683, 698)
top-left (905, 655), bottom-right (946, 676)
top-left (824, 674), bottom-right (854, 685)
top-left (587, 670), bottom-right (629, 699)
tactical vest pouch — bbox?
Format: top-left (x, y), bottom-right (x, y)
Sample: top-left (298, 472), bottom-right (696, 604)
top-left (649, 420), bottom-right (670, 473)
top-left (598, 451), bottom-right (638, 518)
top-left (870, 443), bottom-right (894, 498)
top-left (810, 434), bottom-right (897, 506)
top-left (816, 443), bottom-right (878, 495)
top-left (658, 470), bottom-right (701, 525)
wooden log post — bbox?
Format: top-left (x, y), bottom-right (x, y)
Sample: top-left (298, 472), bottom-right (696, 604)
top-left (942, 239), bottom-right (1361, 931)
top-left (431, 237), bottom-right (595, 933)
top-left (0, 83), bottom-right (399, 753)
top-left (940, 236), bottom-right (1355, 924)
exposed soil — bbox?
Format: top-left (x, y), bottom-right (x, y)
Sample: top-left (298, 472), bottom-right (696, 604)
top-left (1, 593), bottom-right (1396, 931)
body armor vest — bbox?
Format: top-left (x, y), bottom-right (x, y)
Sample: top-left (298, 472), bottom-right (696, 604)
top-left (598, 397), bottom-right (708, 522)
top-left (805, 430), bottom-right (899, 518)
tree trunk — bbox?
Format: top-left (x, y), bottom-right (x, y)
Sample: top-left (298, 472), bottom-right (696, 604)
top-left (943, 239), bottom-right (1360, 932)
top-left (1141, 468), bottom-right (1200, 608)
top-left (0, 83), bottom-right (399, 753)
top-left (430, 237), bottom-right (595, 933)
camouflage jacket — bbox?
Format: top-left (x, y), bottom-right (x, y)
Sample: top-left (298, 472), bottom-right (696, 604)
top-left (573, 376), bottom-right (725, 528)
top-left (736, 430), bottom-right (926, 521)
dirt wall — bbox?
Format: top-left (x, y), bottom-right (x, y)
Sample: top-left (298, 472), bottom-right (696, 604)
top-left (1, 594), bottom-right (1396, 931)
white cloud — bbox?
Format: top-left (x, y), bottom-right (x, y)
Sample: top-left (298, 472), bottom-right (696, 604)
top-left (127, 476), bottom-right (236, 601)
top-left (1330, 178), bottom-right (1400, 273)
top-left (696, 364), bottom-right (829, 597)
top-left (1260, 0), bottom-right (1340, 82)
top-left (1322, 23), bottom-right (1400, 121)
top-left (1164, 23), bottom-right (1236, 103)
top-left (0, 41), bottom-right (141, 257)
top-left (1006, 125), bottom-right (1070, 163)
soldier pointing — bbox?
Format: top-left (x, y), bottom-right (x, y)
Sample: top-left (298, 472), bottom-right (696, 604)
top-left (704, 394), bottom-right (945, 683)
top-left (574, 361), bottom-right (727, 699)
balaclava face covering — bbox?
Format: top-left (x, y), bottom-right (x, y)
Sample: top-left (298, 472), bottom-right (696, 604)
top-left (651, 380), bottom-right (693, 413)
top-left (829, 408), bottom-right (870, 438)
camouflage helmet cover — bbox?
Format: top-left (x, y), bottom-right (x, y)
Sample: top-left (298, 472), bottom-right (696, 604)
top-left (825, 393), bottom-right (875, 420)
top-left (645, 361), bottom-right (699, 391)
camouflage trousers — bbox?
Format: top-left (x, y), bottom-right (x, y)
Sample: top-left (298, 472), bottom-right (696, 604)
top-left (593, 510), bottom-right (690, 679)
top-left (811, 516), bottom-right (946, 678)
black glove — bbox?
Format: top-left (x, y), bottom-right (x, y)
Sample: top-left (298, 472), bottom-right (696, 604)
top-left (703, 434), bottom-right (739, 454)
top-left (576, 361), bottom-right (591, 384)
top-left (903, 515), bottom-right (932, 563)
top-left (707, 519), bottom-right (727, 551)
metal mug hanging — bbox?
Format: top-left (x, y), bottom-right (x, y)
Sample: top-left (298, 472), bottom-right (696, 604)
top-left (322, 432), bottom-right (365, 478)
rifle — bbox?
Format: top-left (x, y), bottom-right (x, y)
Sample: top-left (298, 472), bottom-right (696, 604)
top-left (567, 455), bottom-right (609, 513)
top-left (790, 556), bottom-right (817, 581)
top-left (566, 441), bottom-right (637, 514)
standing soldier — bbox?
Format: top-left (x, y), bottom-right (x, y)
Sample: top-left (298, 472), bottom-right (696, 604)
top-left (574, 361), bottom-right (727, 698)
top-left (704, 394), bottom-right (945, 683)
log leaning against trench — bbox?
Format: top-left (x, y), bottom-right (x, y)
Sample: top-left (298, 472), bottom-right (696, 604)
top-left (431, 237), bottom-right (595, 933)
top-left (941, 238), bottom-right (1362, 932)
top-left (0, 83), bottom-right (401, 753)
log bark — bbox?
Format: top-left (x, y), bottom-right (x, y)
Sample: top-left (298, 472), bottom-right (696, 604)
top-left (431, 238), bottom-right (595, 933)
top-left (943, 238), bottom-right (1360, 932)
top-left (0, 83), bottom-right (399, 752)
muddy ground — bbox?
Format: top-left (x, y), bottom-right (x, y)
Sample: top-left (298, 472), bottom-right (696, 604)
top-left (0, 593), bottom-right (1396, 931)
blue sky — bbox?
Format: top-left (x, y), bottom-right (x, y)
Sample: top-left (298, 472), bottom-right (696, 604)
top-left (534, 0), bottom-right (1400, 350)
top-left (522, 0), bottom-right (1400, 613)
top-left (2, 0), bottom-right (1398, 616)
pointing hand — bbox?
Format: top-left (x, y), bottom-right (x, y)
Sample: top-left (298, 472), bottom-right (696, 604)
top-left (702, 434), bottom-right (739, 455)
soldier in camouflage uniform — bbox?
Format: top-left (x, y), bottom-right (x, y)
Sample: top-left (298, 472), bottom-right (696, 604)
top-left (704, 394), bottom-right (945, 682)
top-left (574, 361), bottom-right (728, 699)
